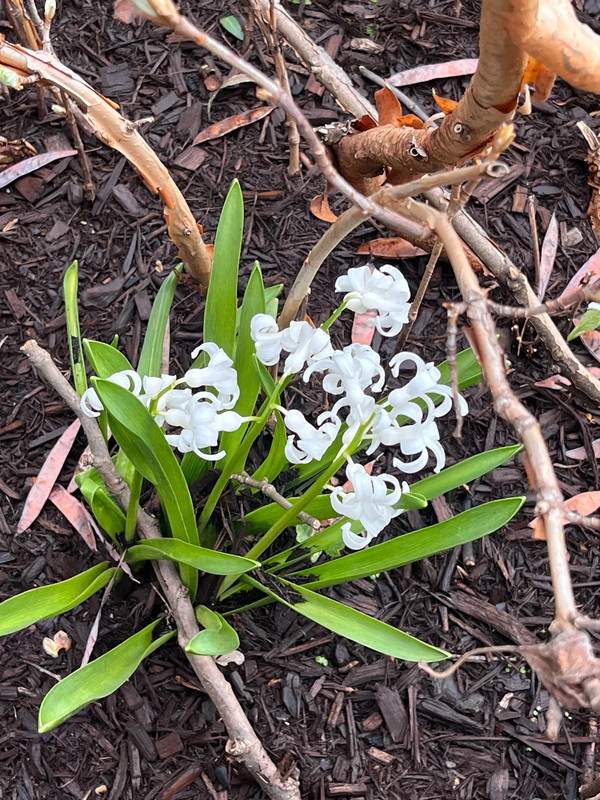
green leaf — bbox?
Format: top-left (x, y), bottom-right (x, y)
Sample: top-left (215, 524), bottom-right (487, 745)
top-left (253, 354), bottom-right (276, 396)
top-left (568, 308), bottom-right (600, 341)
top-left (291, 497), bottom-right (525, 589)
top-left (83, 340), bottom-right (134, 378)
top-left (126, 539), bottom-right (259, 575)
top-left (0, 563), bottom-right (114, 636)
top-left (63, 261), bottom-right (87, 395)
top-left (250, 409), bottom-right (288, 484)
top-left (93, 380), bottom-right (199, 596)
top-left (219, 14), bottom-right (244, 40)
top-left (256, 577), bottom-right (448, 662)
top-left (79, 477), bottom-right (126, 539)
top-left (186, 606), bottom-right (240, 655)
top-left (137, 266), bottom-right (182, 377)
top-left (38, 621), bottom-right (174, 732)
top-left (221, 263), bottom-right (265, 457)
top-left (411, 444), bottom-right (523, 500)
top-left (203, 180), bottom-right (244, 358)
top-left (436, 347), bottom-right (482, 391)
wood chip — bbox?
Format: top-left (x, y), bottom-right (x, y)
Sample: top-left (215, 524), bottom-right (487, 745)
top-left (156, 731), bottom-right (184, 759)
top-left (375, 685), bottom-right (408, 743)
top-left (172, 146), bottom-right (207, 171)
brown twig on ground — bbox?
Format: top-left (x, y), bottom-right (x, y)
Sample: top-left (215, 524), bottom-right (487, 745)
top-left (59, 89), bottom-right (95, 202)
top-left (20, 340), bottom-right (301, 800)
top-left (232, 472), bottom-right (320, 529)
top-left (249, 0), bottom-right (300, 177)
top-left (0, 38), bottom-right (212, 290)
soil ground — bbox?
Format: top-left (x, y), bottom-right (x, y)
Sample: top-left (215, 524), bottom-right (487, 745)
top-left (2, 1), bottom-right (600, 798)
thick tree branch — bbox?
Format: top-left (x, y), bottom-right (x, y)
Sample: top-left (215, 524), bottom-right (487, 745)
top-left (21, 341), bottom-right (301, 800)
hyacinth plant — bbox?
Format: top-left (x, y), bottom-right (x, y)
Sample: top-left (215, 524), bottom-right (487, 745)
top-left (1, 181), bottom-right (524, 732)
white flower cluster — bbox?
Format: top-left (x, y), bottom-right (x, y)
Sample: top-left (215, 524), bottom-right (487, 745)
top-left (80, 343), bottom-right (246, 461)
top-left (249, 264), bottom-right (469, 551)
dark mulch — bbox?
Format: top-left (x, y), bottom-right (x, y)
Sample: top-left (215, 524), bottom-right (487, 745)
top-left (2, 0), bottom-right (600, 798)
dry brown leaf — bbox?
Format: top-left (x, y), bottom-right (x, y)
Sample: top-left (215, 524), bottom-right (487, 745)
top-left (374, 86), bottom-right (404, 127)
top-left (538, 212), bottom-right (558, 301)
top-left (17, 420), bottom-right (81, 534)
top-left (310, 192), bottom-right (337, 223)
top-left (357, 237), bottom-right (427, 259)
top-left (353, 114), bottom-right (378, 132)
top-left (559, 246), bottom-right (600, 301)
top-left (192, 106), bottom-right (274, 146)
top-left (522, 56), bottom-right (557, 102)
top-left (432, 91), bottom-right (459, 115)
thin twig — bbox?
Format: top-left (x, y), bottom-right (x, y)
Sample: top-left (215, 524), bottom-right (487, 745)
top-left (232, 472), bottom-right (320, 529)
top-left (59, 89), bottom-right (95, 202)
top-left (20, 340), bottom-right (301, 800)
top-left (250, 0), bottom-right (300, 177)
top-left (444, 302), bottom-right (466, 439)
top-left (419, 645), bottom-right (521, 679)
top-left (358, 66), bottom-right (430, 122)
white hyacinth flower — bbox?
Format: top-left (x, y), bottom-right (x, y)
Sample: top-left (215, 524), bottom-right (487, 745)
top-left (280, 321), bottom-right (334, 376)
top-left (184, 343), bottom-right (240, 409)
top-left (388, 352), bottom-right (468, 421)
top-left (164, 394), bottom-right (245, 460)
top-left (80, 370), bottom-right (143, 418)
top-left (335, 264), bottom-right (411, 337)
top-left (283, 409), bottom-right (341, 464)
top-left (250, 313), bottom-right (283, 366)
top-left (331, 462), bottom-right (404, 542)
top-left (392, 417), bottom-right (447, 474)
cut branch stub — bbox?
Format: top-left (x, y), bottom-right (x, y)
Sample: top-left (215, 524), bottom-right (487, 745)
top-left (0, 36), bottom-right (212, 291)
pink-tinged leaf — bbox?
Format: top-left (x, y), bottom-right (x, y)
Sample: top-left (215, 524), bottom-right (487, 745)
top-left (388, 59), bottom-right (478, 87)
top-left (48, 484), bottom-right (98, 552)
top-left (0, 150), bottom-right (77, 190)
top-left (81, 614), bottom-right (101, 667)
top-left (537, 212), bottom-right (558, 301)
top-left (534, 375), bottom-right (571, 390)
top-left (559, 245), bottom-right (600, 301)
top-left (565, 439), bottom-right (600, 461)
top-left (17, 420), bottom-right (81, 534)
top-left (529, 490), bottom-right (600, 539)
top-left (579, 329), bottom-right (600, 364)
top-left (351, 309), bottom-right (377, 346)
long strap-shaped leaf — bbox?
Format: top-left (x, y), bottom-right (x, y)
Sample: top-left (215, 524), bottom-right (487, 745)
top-left (126, 539), bottom-right (259, 575)
top-left (137, 265), bottom-right (182, 378)
top-left (248, 576), bottom-right (448, 663)
top-left (290, 497), bottom-right (525, 589)
top-left (93, 380), bottom-right (199, 594)
top-left (0, 563), bottom-right (115, 636)
top-left (38, 620), bottom-right (174, 732)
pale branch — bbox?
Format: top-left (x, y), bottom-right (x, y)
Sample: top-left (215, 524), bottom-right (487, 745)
top-left (424, 188), bottom-right (600, 408)
top-left (249, 0), bottom-right (376, 120)
top-left (277, 158), bottom-right (498, 329)
top-left (232, 472), bottom-right (320, 530)
top-left (505, 0), bottom-right (600, 93)
top-left (20, 341), bottom-right (301, 800)
top-left (0, 38), bottom-right (212, 290)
